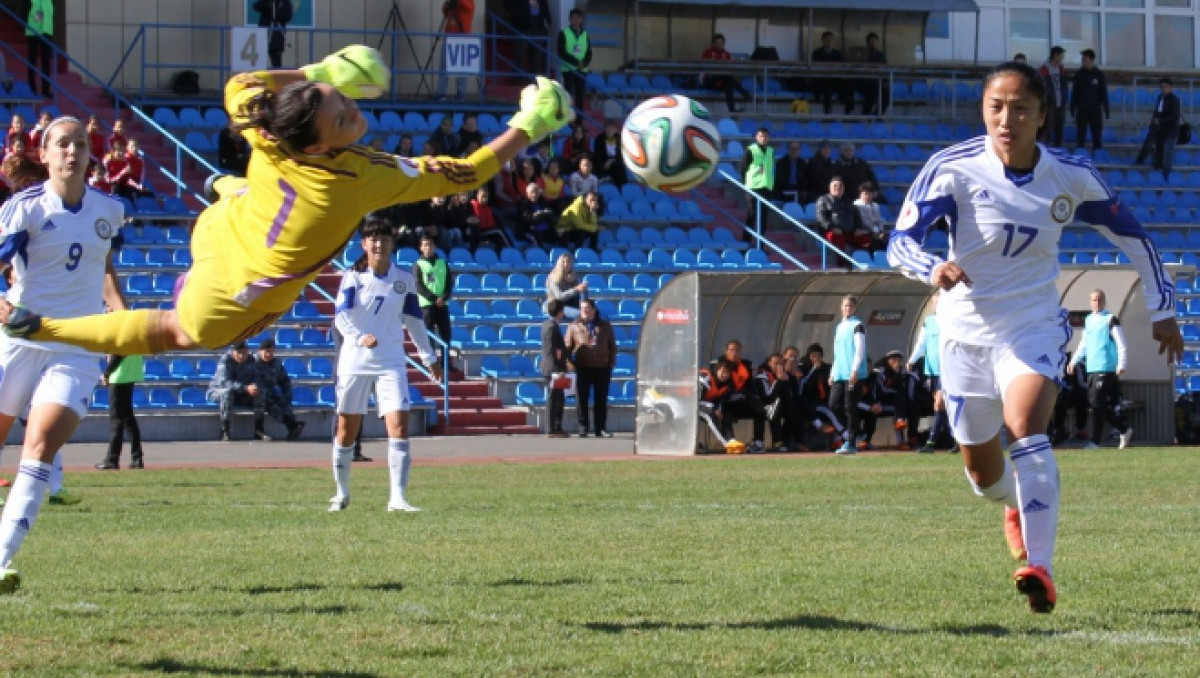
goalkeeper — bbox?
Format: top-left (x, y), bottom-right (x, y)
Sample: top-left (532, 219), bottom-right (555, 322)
top-left (1, 46), bottom-right (574, 354)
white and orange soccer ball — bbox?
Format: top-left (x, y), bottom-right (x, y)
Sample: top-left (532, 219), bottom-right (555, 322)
top-left (620, 95), bottom-right (721, 194)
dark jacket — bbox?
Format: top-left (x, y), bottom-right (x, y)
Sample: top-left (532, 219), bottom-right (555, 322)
top-left (540, 317), bottom-right (568, 376)
top-left (833, 156), bottom-right (878, 199)
top-left (564, 317), bottom-right (616, 369)
top-left (253, 0), bottom-right (292, 28)
top-left (1151, 91), bottom-right (1181, 133)
top-left (815, 193), bottom-right (862, 235)
top-left (207, 354), bottom-right (261, 401)
top-left (506, 0), bottom-right (551, 33)
top-left (1039, 62), bottom-right (1069, 111)
top-left (1071, 67), bottom-right (1109, 117)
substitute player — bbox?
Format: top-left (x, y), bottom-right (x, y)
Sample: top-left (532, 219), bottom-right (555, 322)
top-left (328, 214), bottom-right (442, 513)
top-left (888, 61), bottom-right (1181, 613)
top-left (0, 117), bottom-right (128, 594)
top-left (1, 46), bottom-right (573, 354)
top-left (1068, 288), bottom-right (1134, 449)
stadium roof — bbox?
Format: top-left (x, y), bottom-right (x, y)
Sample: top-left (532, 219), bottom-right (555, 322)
top-left (638, 0), bottom-right (979, 10)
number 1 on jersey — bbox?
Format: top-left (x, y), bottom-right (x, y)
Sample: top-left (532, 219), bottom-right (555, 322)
top-left (1001, 223), bottom-right (1037, 257)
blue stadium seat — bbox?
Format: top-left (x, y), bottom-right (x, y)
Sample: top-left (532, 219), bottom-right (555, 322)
top-left (607, 273), bottom-right (632, 294)
top-left (283, 357), bottom-right (309, 379)
top-left (449, 247), bottom-right (478, 271)
top-left (274, 328), bottom-right (302, 348)
top-left (720, 249), bottom-right (745, 269)
top-left (617, 299), bottom-right (644, 320)
top-left (507, 272), bottom-right (534, 293)
top-left (179, 387), bottom-right (209, 409)
top-left (178, 107), bottom-right (206, 129)
top-left (489, 299), bottom-right (516, 320)
top-left (298, 328), bottom-right (329, 347)
top-left (509, 354), bottom-right (537, 377)
top-left (196, 358), bottom-right (217, 380)
top-left (168, 358), bottom-right (195, 380)
top-left (142, 358), bottom-right (169, 381)
top-left (695, 248), bottom-right (721, 269)
top-left (318, 385), bottom-right (337, 407)
top-left (152, 107), bottom-right (180, 130)
top-left (204, 108), bottom-right (229, 129)
top-left (469, 325), bottom-right (498, 349)
top-left (480, 355), bottom-right (515, 378)
top-left (745, 249), bottom-right (781, 269)
top-left (672, 249), bottom-right (697, 269)
top-left (292, 387), bottom-right (317, 406)
top-left (525, 248), bottom-right (553, 270)
top-left (582, 273), bottom-right (607, 293)
top-left (125, 274), bottom-right (154, 296)
top-left (148, 387), bottom-right (176, 408)
top-left (646, 248), bottom-right (673, 271)
top-left (395, 246), bottom-right (420, 268)
top-left (117, 248), bottom-right (146, 268)
top-left (573, 248), bottom-right (601, 270)
top-left (631, 273), bottom-right (657, 294)
top-left (455, 273), bottom-right (480, 294)
top-left (514, 299), bottom-right (542, 320)
top-left (612, 353), bottom-right (636, 377)
top-left (496, 325), bottom-right (526, 348)
top-left (152, 273), bottom-right (176, 296)
top-left (309, 357), bottom-right (333, 378)
top-left (599, 248), bottom-right (625, 269)
top-left (145, 248), bottom-right (172, 268)
top-left (515, 381), bottom-right (546, 406)
top-left (473, 247), bottom-right (500, 269)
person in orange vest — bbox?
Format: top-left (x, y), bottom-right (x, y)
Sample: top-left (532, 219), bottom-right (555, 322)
top-left (711, 340), bottom-right (766, 452)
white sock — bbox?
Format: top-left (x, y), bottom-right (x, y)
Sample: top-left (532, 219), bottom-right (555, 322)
top-left (1009, 434), bottom-right (1059, 575)
top-left (387, 438), bottom-right (411, 504)
top-left (50, 451), bottom-right (64, 495)
top-left (964, 458), bottom-right (1018, 509)
top-left (0, 461), bottom-right (52, 567)
top-left (332, 445), bottom-right (353, 500)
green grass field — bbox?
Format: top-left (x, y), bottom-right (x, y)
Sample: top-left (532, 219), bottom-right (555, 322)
top-left (1, 447), bottom-right (1198, 677)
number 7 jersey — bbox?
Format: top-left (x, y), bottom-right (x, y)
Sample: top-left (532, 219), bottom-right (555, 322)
top-left (888, 135), bottom-right (1173, 345)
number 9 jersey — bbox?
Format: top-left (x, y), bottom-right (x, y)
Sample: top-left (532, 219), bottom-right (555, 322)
top-left (887, 135), bottom-right (1174, 345)
top-left (0, 183), bottom-right (123, 354)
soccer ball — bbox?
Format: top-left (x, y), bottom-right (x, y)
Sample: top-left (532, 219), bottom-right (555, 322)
top-left (620, 95), bottom-right (721, 194)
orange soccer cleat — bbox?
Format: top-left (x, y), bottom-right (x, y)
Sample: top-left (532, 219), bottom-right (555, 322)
top-left (1004, 506), bottom-right (1027, 560)
top-left (1014, 565), bottom-right (1056, 613)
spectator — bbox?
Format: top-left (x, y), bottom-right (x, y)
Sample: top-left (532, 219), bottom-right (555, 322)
top-left (568, 155), bottom-right (599, 198)
top-left (557, 189), bottom-right (601, 250)
top-left (217, 126), bottom-right (251, 175)
top-left (25, 0), bottom-right (54, 97)
top-left (811, 30), bottom-right (850, 114)
top-left (541, 299), bottom-right (570, 437)
top-left (754, 353), bottom-right (793, 451)
top-left (1068, 289), bottom-right (1134, 449)
top-left (773, 140), bottom-right (805, 203)
top-left (123, 138), bottom-right (149, 195)
top-left (1070, 49), bottom-right (1109, 155)
top-left (457, 113), bottom-right (484, 156)
top-left (527, 139), bottom-right (555, 176)
top-left (872, 349), bottom-right (913, 449)
top-left (104, 139), bottom-right (138, 202)
top-left (698, 359), bottom-right (738, 446)
top-left (255, 338), bottom-right (306, 440)
top-left (560, 123), bottom-right (591, 175)
top-left (490, 158), bottom-right (522, 225)
top-left (815, 176), bottom-right (865, 257)
top-left (540, 157), bottom-right (567, 209)
top-left (253, 0), bottom-right (293, 69)
top-left (470, 187), bottom-right (512, 250)
top-left (106, 119), bottom-right (128, 156)
top-left (833, 141), bottom-right (879, 201)
top-left (28, 111), bottom-right (52, 151)
top-left (5, 115), bottom-right (31, 156)
top-left (852, 182), bottom-right (888, 254)
top-left (207, 341), bottom-right (268, 441)
top-left (447, 190), bottom-right (477, 250)
top-left (778, 346), bottom-right (810, 451)
top-left (518, 182), bottom-right (559, 247)
top-left (85, 115), bottom-right (105, 166)
top-left (1012, 53), bottom-right (1027, 64)
top-left (712, 340), bottom-right (766, 453)
top-left (858, 33), bottom-right (890, 116)
top-left (798, 343), bottom-right (844, 447)
top-left (95, 354), bottom-right (145, 470)
top-left (393, 133), bottom-right (414, 157)
top-left (546, 251), bottom-right (586, 319)
top-left (741, 127), bottom-right (775, 241)
top-left (908, 300), bottom-right (954, 453)
top-left (2, 137), bottom-right (30, 164)
top-left (414, 234), bottom-right (455, 371)
top-left (557, 8), bottom-right (592, 110)
top-left (507, 0), bottom-right (552, 75)
top-left (564, 299), bottom-right (616, 438)
top-left (429, 114), bottom-right (460, 157)
top-left (829, 295), bottom-right (869, 454)
top-left (515, 157), bottom-right (539, 197)
top-left (1135, 77), bottom-right (1180, 181)
top-left (434, 0), bottom-right (475, 101)
top-left (591, 119), bottom-right (626, 186)
top-left (701, 33), bottom-right (751, 113)
top-left (426, 194), bottom-right (463, 251)
top-left (1039, 46), bottom-right (1069, 147)
top-left (803, 139), bottom-right (836, 204)
top-left (86, 164), bottom-right (111, 194)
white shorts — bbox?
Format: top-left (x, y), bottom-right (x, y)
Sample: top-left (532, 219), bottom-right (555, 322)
top-left (0, 342), bottom-right (103, 420)
top-left (939, 314), bottom-right (1070, 445)
top-left (335, 371), bottom-right (410, 416)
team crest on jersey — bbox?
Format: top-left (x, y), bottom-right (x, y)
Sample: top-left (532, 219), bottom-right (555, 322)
top-left (1049, 194), bottom-right (1073, 224)
top-left (392, 280), bottom-right (407, 294)
top-left (94, 218), bottom-right (115, 239)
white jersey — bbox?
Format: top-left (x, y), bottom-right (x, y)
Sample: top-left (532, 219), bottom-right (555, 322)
top-left (0, 183), bottom-right (123, 355)
top-left (888, 136), bottom-right (1173, 345)
top-left (334, 264), bottom-right (437, 376)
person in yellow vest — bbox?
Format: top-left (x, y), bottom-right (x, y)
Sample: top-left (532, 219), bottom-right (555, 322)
top-left (413, 234), bottom-right (455, 372)
top-left (740, 127), bottom-right (774, 242)
top-left (556, 9), bottom-right (591, 112)
top-left (557, 189), bottom-right (601, 250)
top-left (25, 0), bottom-right (54, 97)
top-left (95, 354), bottom-right (145, 470)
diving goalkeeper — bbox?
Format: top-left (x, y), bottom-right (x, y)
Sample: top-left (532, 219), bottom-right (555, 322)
top-left (1, 46), bottom-right (574, 354)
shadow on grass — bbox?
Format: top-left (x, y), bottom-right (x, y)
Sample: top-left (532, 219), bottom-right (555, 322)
top-left (584, 616), bottom-right (1026, 636)
top-left (138, 659), bottom-right (381, 677)
top-left (245, 583), bottom-right (326, 595)
top-left (1152, 608), bottom-right (1200, 618)
top-left (490, 577), bottom-right (589, 587)
top-left (363, 581), bottom-right (406, 592)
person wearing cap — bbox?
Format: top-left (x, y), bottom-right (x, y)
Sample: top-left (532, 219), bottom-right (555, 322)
top-left (1070, 49), bottom-right (1109, 154)
top-left (1039, 46), bottom-right (1069, 147)
top-left (869, 349), bottom-right (914, 450)
top-left (255, 337), bottom-right (306, 441)
top-left (207, 340), bottom-right (269, 441)
top-left (1135, 77), bottom-right (1180, 181)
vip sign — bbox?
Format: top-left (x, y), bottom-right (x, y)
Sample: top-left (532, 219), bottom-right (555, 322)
top-left (444, 36), bottom-right (484, 74)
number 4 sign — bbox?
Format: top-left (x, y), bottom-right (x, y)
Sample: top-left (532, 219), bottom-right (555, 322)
top-left (231, 26), bottom-right (269, 72)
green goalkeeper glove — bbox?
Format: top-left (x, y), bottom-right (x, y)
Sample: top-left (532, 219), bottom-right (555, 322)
top-left (301, 45), bottom-right (389, 99)
top-left (506, 76), bottom-right (575, 143)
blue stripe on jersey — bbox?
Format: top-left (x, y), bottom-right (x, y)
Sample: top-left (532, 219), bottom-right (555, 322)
top-left (887, 231), bottom-right (937, 278)
top-left (1075, 197), bottom-right (1145, 239)
top-left (0, 229), bottom-right (29, 265)
top-left (1050, 151), bottom-right (1114, 199)
top-left (909, 137), bottom-right (986, 201)
top-left (403, 291), bottom-right (423, 319)
top-left (336, 285), bottom-right (357, 313)
top-left (0, 184), bottom-right (45, 226)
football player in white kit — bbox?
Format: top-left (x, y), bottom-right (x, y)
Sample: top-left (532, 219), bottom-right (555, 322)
top-left (888, 62), bottom-right (1182, 613)
top-left (0, 117), bottom-right (127, 593)
top-left (329, 214), bottom-right (442, 513)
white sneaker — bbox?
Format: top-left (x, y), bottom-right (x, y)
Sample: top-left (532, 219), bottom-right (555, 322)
top-left (1118, 427), bottom-right (1133, 449)
top-left (387, 501), bottom-right (422, 513)
top-left (328, 496), bottom-right (349, 512)
top-left (0, 567), bottom-right (20, 594)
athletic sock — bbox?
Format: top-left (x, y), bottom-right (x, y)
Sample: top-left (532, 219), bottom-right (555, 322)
top-left (332, 445), bottom-right (353, 499)
top-left (0, 461), bottom-right (52, 567)
top-left (35, 309), bottom-right (158, 355)
top-left (931, 409), bottom-right (948, 441)
top-left (387, 438), bottom-right (411, 504)
top-left (49, 452), bottom-right (64, 496)
top-left (1009, 434), bottom-right (1059, 575)
top-left (965, 457), bottom-right (1017, 509)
